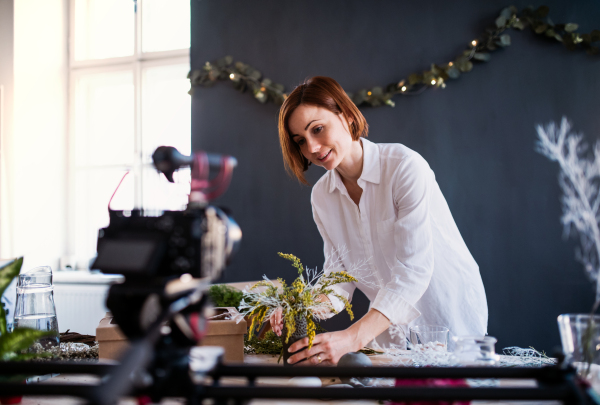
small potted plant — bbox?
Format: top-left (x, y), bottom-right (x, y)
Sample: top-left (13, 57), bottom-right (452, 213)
top-left (0, 258), bottom-right (55, 404)
top-left (239, 252), bottom-right (356, 365)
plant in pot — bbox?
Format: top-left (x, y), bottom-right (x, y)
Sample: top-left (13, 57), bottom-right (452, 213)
top-left (537, 118), bottom-right (600, 381)
top-left (0, 258), bottom-right (55, 404)
top-left (239, 252), bottom-right (356, 365)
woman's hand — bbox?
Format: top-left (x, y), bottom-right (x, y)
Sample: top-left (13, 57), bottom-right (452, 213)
top-left (287, 309), bottom-right (392, 366)
top-left (270, 307), bottom-right (284, 336)
top-left (287, 329), bottom-right (360, 365)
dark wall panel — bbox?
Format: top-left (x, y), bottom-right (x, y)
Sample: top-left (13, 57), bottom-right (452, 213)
top-left (191, 0), bottom-right (600, 352)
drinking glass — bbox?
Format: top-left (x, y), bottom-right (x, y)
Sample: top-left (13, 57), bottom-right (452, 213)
top-left (409, 325), bottom-right (450, 351)
top-left (13, 266), bottom-right (60, 348)
top-left (558, 314), bottom-right (600, 388)
top-left (451, 336), bottom-right (498, 365)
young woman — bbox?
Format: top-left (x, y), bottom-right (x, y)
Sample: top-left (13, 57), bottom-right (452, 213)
top-left (271, 76), bottom-right (488, 365)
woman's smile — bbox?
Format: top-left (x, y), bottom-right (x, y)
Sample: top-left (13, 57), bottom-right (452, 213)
top-left (318, 149), bottom-right (332, 162)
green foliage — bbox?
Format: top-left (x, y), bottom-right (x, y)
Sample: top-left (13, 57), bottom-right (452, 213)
top-left (207, 284), bottom-right (244, 308)
top-left (0, 257), bottom-right (56, 361)
top-left (189, 5), bottom-right (599, 108)
top-left (244, 330), bottom-right (283, 355)
top-left (0, 258), bottom-right (22, 335)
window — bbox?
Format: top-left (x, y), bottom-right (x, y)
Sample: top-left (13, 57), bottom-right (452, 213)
top-left (69, 0), bottom-right (191, 268)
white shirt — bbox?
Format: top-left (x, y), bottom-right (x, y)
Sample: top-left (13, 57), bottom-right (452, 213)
top-left (311, 138), bottom-right (488, 348)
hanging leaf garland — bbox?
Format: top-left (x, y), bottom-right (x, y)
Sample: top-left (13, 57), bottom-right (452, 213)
top-left (188, 5), bottom-right (600, 108)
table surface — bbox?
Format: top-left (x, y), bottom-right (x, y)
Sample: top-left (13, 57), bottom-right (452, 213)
top-left (17, 354), bottom-right (556, 405)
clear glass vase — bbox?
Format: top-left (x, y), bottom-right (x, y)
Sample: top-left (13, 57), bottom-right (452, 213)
top-left (13, 266), bottom-right (60, 348)
top-left (557, 314), bottom-right (600, 388)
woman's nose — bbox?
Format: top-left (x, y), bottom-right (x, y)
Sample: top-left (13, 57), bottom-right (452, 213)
top-left (305, 137), bottom-right (320, 153)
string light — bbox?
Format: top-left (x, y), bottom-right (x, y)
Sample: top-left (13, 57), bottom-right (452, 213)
top-left (260, 86), bottom-right (266, 92)
top-left (367, 91), bottom-right (372, 96)
top-left (471, 40), bottom-right (478, 46)
top-left (431, 79), bottom-right (437, 85)
top-left (448, 62), bottom-right (454, 67)
top-left (401, 86), bottom-right (407, 92)
top-left (229, 73), bottom-right (235, 80)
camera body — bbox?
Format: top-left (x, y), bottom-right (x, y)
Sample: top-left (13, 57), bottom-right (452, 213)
top-left (93, 206), bottom-right (240, 281)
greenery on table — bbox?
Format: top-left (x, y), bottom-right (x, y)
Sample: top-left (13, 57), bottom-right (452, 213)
top-left (188, 5), bottom-right (599, 108)
top-left (0, 258), bottom-right (55, 361)
top-left (208, 284), bottom-right (244, 308)
top-left (239, 252), bottom-right (356, 350)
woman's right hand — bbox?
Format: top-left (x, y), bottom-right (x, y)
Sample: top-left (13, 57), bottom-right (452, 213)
top-left (270, 307), bottom-right (284, 336)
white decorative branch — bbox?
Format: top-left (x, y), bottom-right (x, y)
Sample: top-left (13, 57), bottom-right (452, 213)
top-left (535, 117), bottom-right (600, 299)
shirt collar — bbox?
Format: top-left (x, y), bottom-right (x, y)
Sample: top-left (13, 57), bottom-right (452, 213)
top-left (327, 138), bottom-right (381, 193)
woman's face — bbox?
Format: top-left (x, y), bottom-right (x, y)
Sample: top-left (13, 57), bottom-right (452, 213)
top-left (288, 104), bottom-right (353, 171)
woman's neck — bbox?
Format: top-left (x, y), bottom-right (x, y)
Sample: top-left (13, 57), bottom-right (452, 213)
top-left (336, 139), bottom-right (364, 183)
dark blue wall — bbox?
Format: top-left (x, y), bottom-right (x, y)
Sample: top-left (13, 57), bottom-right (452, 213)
top-left (191, 0), bottom-right (600, 353)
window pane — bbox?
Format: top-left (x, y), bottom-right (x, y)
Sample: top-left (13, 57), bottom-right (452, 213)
top-left (74, 0), bottom-right (134, 60)
top-left (141, 63), bottom-right (191, 161)
top-left (141, 166), bottom-right (190, 213)
top-left (141, 0), bottom-right (190, 53)
top-left (74, 168), bottom-right (134, 267)
top-left (74, 70), bottom-right (135, 167)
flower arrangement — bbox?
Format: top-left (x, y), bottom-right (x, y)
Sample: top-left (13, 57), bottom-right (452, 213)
top-left (239, 252), bottom-right (357, 349)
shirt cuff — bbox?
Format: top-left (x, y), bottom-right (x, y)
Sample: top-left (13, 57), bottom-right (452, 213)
top-left (371, 288), bottom-right (422, 325)
top-left (326, 284), bottom-right (350, 314)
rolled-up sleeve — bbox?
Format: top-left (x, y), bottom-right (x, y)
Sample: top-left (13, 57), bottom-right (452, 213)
top-left (371, 155), bottom-right (434, 326)
top-left (311, 198), bottom-right (356, 313)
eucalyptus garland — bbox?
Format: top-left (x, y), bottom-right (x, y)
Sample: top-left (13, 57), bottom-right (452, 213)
top-left (188, 5), bottom-right (600, 108)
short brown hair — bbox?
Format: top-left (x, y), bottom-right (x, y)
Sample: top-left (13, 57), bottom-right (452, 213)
top-left (278, 76), bottom-right (368, 185)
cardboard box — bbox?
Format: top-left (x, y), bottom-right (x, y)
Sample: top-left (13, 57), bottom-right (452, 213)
top-left (96, 308), bottom-right (248, 363)
top-left (96, 312), bottom-right (129, 360)
top-left (200, 307), bottom-right (247, 363)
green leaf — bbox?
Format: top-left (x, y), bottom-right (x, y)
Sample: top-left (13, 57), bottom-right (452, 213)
top-left (0, 258), bottom-right (22, 298)
top-left (498, 34), bottom-right (511, 47)
top-left (545, 28), bottom-right (556, 38)
top-left (223, 55), bottom-right (233, 65)
top-left (408, 73), bottom-right (422, 85)
top-left (534, 23), bottom-right (548, 34)
top-left (261, 78), bottom-right (272, 87)
top-left (500, 7), bottom-right (513, 20)
top-left (0, 328), bottom-right (55, 360)
top-left (564, 23), bottom-right (578, 33)
top-left (495, 15), bottom-right (507, 28)
top-left (473, 52), bottom-right (491, 62)
top-left (445, 66), bottom-right (460, 79)
top-left (371, 86), bottom-right (383, 96)
top-left (535, 5), bottom-right (549, 18)
top-left (512, 19), bottom-right (525, 30)
top-left (587, 46), bottom-right (599, 55)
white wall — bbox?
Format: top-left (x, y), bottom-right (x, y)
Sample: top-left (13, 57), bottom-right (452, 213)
top-left (0, 0), bottom-right (15, 260)
top-left (4, 0), bottom-right (68, 270)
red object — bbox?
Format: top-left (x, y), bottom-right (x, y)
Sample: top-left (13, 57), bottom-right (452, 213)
top-left (0, 395), bottom-right (23, 404)
top-left (392, 378), bottom-right (470, 405)
top-left (136, 395), bottom-right (152, 405)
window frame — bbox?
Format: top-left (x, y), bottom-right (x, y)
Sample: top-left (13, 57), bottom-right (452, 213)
top-left (67, 0), bottom-right (190, 268)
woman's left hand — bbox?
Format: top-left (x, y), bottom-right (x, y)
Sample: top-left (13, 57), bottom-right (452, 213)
top-left (287, 329), bottom-right (360, 366)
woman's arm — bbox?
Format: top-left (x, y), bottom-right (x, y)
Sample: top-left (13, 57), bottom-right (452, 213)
top-left (286, 308), bottom-right (391, 365)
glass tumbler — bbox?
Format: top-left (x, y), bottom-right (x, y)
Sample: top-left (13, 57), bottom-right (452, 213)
top-left (451, 336), bottom-right (498, 365)
top-left (409, 325), bottom-right (450, 351)
top-left (13, 266), bottom-right (59, 348)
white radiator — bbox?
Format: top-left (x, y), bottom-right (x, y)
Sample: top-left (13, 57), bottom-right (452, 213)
top-left (53, 272), bottom-right (123, 336)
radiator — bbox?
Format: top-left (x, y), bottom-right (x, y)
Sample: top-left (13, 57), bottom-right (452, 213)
top-left (53, 272), bottom-right (124, 336)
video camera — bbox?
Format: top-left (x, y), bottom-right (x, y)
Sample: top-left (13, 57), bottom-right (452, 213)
top-left (92, 146), bottom-right (241, 340)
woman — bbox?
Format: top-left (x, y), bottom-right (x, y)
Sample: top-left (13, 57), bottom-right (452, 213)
top-left (271, 76), bottom-right (488, 365)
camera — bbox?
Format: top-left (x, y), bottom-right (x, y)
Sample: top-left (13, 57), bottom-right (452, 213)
top-left (91, 146), bottom-right (241, 340)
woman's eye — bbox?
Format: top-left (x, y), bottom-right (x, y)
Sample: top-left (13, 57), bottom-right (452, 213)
top-left (313, 126), bottom-right (323, 134)
top-left (297, 138), bottom-right (305, 146)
